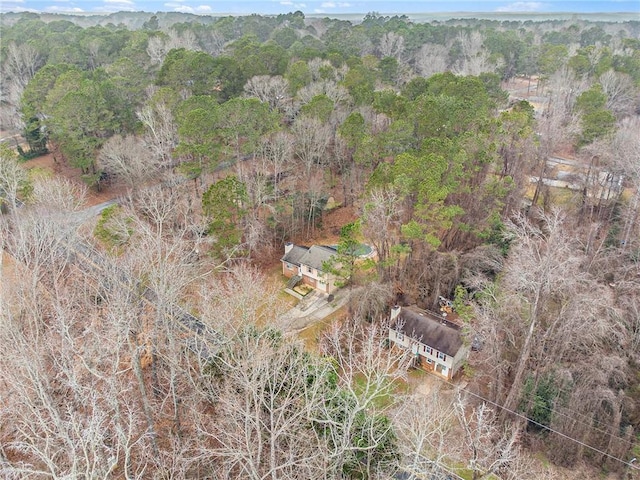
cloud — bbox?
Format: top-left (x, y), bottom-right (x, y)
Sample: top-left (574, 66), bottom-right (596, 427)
top-left (44, 5), bottom-right (84, 11)
top-left (0, 0), bottom-right (39, 13)
top-left (280, 0), bottom-right (306, 8)
top-left (0, 0), bottom-right (24, 7)
top-left (170, 4), bottom-right (213, 13)
top-left (319, 1), bottom-right (350, 8)
top-left (496, 2), bottom-right (545, 12)
top-left (99, 0), bottom-right (137, 12)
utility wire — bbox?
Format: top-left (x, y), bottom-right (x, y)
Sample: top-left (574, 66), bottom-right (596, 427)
top-left (518, 389), bottom-right (640, 452)
top-left (422, 370), bottom-right (640, 472)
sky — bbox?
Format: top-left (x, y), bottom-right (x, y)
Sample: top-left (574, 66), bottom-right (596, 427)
top-left (1, 0), bottom-right (639, 15)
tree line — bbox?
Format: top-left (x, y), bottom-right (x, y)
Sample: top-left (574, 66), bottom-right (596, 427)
top-left (1, 9), bottom-right (640, 478)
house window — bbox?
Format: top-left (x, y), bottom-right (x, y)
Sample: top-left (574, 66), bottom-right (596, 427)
top-left (423, 346), bottom-right (433, 355)
top-left (286, 262), bottom-right (293, 269)
top-left (396, 332), bottom-right (404, 342)
top-left (437, 351), bottom-right (446, 362)
top-left (426, 358), bottom-right (433, 364)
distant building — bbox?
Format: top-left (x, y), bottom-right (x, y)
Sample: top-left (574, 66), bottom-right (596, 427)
top-left (281, 243), bottom-right (339, 294)
top-left (388, 305), bottom-right (469, 380)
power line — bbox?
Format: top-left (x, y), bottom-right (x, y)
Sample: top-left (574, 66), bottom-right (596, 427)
top-left (518, 388), bottom-right (640, 453)
top-left (422, 371), bottom-right (640, 472)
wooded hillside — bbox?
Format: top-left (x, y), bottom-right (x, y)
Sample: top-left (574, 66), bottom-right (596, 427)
top-left (1, 10), bottom-right (640, 479)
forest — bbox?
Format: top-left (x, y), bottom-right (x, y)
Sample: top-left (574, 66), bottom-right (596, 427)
top-left (1, 9), bottom-right (640, 479)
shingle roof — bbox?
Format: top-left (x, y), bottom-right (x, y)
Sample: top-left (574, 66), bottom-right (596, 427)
top-left (299, 245), bottom-right (336, 271)
top-left (281, 245), bottom-right (309, 266)
top-left (391, 306), bottom-right (464, 357)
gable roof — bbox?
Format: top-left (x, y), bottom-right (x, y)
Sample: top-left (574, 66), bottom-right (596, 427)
top-left (281, 245), bottom-right (309, 266)
top-left (391, 306), bottom-right (464, 357)
top-left (300, 245), bottom-right (337, 271)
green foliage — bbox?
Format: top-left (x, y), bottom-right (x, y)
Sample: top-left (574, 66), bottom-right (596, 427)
top-left (40, 71), bottom-right (117, 174)
top-left (479, 214), bottom-right (512, 255)
top-left (372, 89), bottom-right (407, 118)
top-left (94, 204), bottom-right (132, 250)
top-left (300, 94), bottom-right (334, 123)
top-left (341, 64), bottom-right (375, 105)
top-left (202, 175), bottom-right (248, 255)
top-left (401, 76), bottom-right (429, 101)
top-left (338, 112), bottom-right (366, 150)
top-left (575, 84), bottom-right (607, 111)
top-left (520, 373), bottom-right (564, 431)
top-left (453, 285), bottom-right (474, 322)
top-left (394, 150), bottom-right (464, 246)
top-left (21, 63), bottom-right (76, 120)
top-left (21, 117), bottom-right (48, 158)
top-left (175, 95), bottom-right (221, 162)
top-left (342, 412), bottom-right (398, 479)
top-left (378, 56), bottom-right (399, 85)
top-left (157, 48), bottom-right (219, 96)
top-left (579, 109), bottom-right (616, 145)
top-left (575, 84), bottom-right (616, 145)
top-left (538, 44), bottom-right (568, 76)
top-left (285, 60), bottom-right (312, 94)
top-left (322, 221), bottom-right (362, 287)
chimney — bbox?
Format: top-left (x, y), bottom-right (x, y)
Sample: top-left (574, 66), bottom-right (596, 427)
top-left (390, 305), bottom-right (401, 322)
top-left (284, 242), bottom-right (294, 254)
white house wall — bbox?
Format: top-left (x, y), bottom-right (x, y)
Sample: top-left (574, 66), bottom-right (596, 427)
top-left (300, 264), bottom-right (336, 293)
top-left (389, 328), bottom-right (458, 378)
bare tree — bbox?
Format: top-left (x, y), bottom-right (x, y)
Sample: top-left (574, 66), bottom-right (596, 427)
top-left (243, 75), bottom-right (290, 111)
top-left (200, 264), bottom-right (288, 333)
top-left (146, 29), bottom-right (201, 65)
top-left (3, 42), bottom-right (41, 91)
top-left (319, 320), bottom-right (412, 478)
top-left (200, 30), bottom-right (226, 57)
top-left (393, 389), bottom-right (457, 478)
top-left (378, 32), bottom-right (405, 60)
top-left (258, 131), bottom-right (294, 198)
top-left (0, 144), bottom-right (30, 211)
top-left (498, 209), bottom-right (585, 414)
top-left (611, 116), bottom-right (640, 250)
top-left (137, 92), bottom-right (178, 165)
top-left (98, 134), bottom-right (162, 191)
top-left (414, 43), bottom-right (449, 78)
top-left (297, 80), bottom-right (351, 106)
top-left (452, 32), bottom-right (499, 77)
top-left (599, 69), bottom-right (638, 118)
top-left (362, 187), bottom-right (404, 281)
top-left (1, 42), bottom-right (42, 128)
top-left (0, 253), bottom-right (156, 478)
top-left (292, 117), bottom-right (332, 178)
top-left (31, 176), bottom-right (87, 213)
top-left (196, 328), bottom-right (333, 479)
top-left (455, 393), bottom-right (524, 480)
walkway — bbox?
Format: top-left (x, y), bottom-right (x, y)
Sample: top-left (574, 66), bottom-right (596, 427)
top-left (278, 287), bottom-right (352, 333)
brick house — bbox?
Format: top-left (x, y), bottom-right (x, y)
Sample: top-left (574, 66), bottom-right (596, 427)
top-left (281, 243), bottom-right (339, 294)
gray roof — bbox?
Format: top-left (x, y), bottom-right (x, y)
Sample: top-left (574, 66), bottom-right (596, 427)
top-left (391, 306), bottom-right (464, 357)
top-left (299, 245), bottom-right (337, 271)
top-left (281, 245), bottom-right (309, 266)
